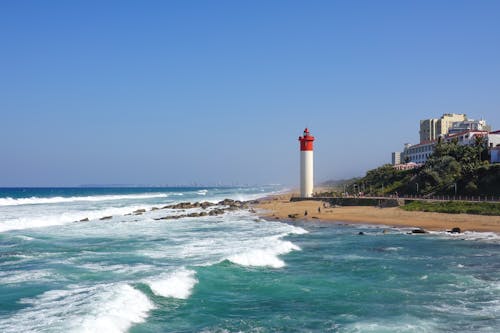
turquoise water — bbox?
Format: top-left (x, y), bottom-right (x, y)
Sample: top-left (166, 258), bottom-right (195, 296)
top-left (0, 187), bottom-right (499, 332)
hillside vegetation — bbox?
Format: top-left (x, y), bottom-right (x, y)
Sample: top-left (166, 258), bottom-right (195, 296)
top-left (325, 137), bottom-right (500, 197)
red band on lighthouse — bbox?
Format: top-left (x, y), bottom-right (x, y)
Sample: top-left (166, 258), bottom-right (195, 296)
top-left (298, 128), bottom-right (315, 151)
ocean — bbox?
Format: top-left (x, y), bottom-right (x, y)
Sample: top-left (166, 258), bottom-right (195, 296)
top-left (0, 187), bottom-right (499, 332)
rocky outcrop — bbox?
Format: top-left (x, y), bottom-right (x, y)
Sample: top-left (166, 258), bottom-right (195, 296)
top-left (200, 202), bottom-right (213, 209)
top-left (150, 198), bottom-right (253, 221)
top-left (208, 208), bottom-right (225, 216)
top-left (161, 201), bottom-right (217, 210)
top-left (91, 198), bottom-right (259, 223)
top-left (218, 199), bottom-right (249, 210)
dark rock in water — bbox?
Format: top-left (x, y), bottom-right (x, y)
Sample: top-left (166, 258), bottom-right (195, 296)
top-left (200, 201), bottom-right (214, 209)
top-left (151, 207), bottom-right (159, 211)
top-left (288, 214), bottom-right (299, 219)
top-left (218, 199), bottom-right (235, 206)
top-left (175, 202), bottom-right (193, 209)
top-left (358, 232), bottom-right (365, 235)
top-left (199, 211), bottom-right (208, 217)
top-left (411, 229), bottom-right (427, 234)
top-left (79, 218), bottom-right (90, 222)
top-left (163, 202), bottom-right (197, 210)
top-left (248, 208), bottom-right (256, 214)
top-left (450, 227), bottom-right (461, 234)
top-left (100, 216), bottom-right (112, 220)
top-left (157, 214), bottom-right (187, 220)
top-left (134, 209), bottom-right (146, 214)
top-left (208, 208), bottom-right (225, 216)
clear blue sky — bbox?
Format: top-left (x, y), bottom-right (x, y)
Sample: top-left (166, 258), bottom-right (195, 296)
top-left (1, 1), bottom-right (499, 187)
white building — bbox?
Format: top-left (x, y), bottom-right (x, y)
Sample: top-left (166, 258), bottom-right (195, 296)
top-left (491, 147), bottom-right (500, 164)
top-left (402, 141), bottom-right (436, 164)
top-left (400, 130), bottom-right (500, 165)
top-left (391, 152), bottom-right (401, 165)
top-left (443, 130), bottom-right (491, 146)
top-left (448, 119), bottom-right (490, 135)
top-left (486, 130), bottom-right (500, 148)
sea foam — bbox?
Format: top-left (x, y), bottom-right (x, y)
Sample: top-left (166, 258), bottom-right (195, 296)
top-left (343, 320), bottom-right (437, 333)
top-left (0, 269), bottom-right (55, 285)
top-left (0, 284), bottom-right (154, 333)
top-left (147, 268), bottom-right (198, 299)
top-left (430, 230), bottom-right (500, 243)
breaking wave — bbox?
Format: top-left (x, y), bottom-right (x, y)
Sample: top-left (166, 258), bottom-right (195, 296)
top-left (147, 268), bottom-right (198, 299)
top-left (0, 193), bottom-right (168, 206)
top-left (0, 283), bottom-right (154, 333)
top-left (0, 205), bottom-right (146, 233)
top-left (227, 239), bottom-right (300, 268)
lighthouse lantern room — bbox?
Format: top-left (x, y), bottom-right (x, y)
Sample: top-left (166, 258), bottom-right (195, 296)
top-left (298, 128), bottom-right (315, 197)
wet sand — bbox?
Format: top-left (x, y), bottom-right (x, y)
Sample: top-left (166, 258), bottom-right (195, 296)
top-left (256, 193), bottom-right (500, 232)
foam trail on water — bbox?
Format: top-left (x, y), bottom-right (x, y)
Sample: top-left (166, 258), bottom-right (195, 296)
top-left (147, 268), bottom-right (198, 299)
top-left (429, 230), bottom-right (500, 243)
top-left (0, 193), bottom-right (168, 206)
top-left (0, 269), bottom-right (55, 284)
top-left (14, 235), bottom-right (35, 241)
top-left (228, 239), bottom-right (300, 268)
top-left (344, 319), bottom-right (437, 333)
top-left (0, 284), bottom-right (154, 333)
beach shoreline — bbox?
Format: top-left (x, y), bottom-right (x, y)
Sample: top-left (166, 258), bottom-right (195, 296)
top-left (255, 192), bottom-right (500, 233)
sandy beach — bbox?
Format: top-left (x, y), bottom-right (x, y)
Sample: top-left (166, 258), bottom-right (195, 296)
top-left (256, 193), bottom-right (500, 233)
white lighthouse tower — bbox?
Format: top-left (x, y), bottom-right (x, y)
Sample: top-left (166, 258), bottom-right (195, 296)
top-left (299, 128), bottom-right (315, 197)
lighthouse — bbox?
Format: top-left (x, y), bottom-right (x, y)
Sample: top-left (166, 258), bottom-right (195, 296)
top-left (298, 128), bottom-right (315, 197)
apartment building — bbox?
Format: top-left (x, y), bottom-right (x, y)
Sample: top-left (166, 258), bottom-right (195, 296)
top-left (419, 113), bottom-right (467, 143)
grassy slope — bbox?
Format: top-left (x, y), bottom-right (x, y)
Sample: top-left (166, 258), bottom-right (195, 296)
top-left (401, 200), bottom-right (500, 216)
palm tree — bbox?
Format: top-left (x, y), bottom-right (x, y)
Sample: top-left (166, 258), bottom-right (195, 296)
top-left (474, 135), bottom-right (486, 162)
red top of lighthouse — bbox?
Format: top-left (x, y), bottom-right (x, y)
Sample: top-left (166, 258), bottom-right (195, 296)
top-left (299, 128), bottom-right (315, 151)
